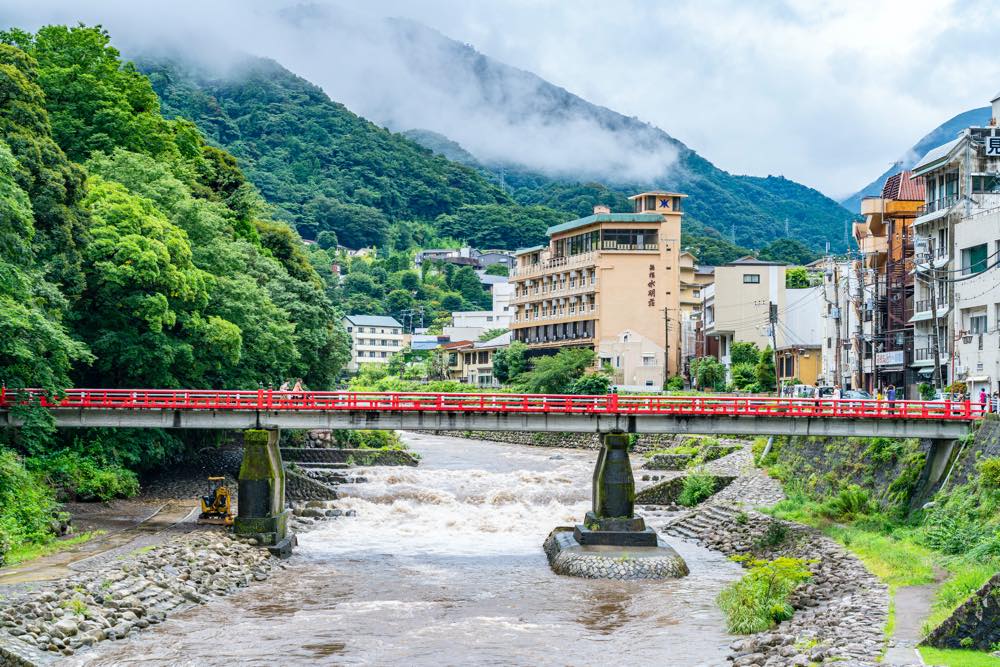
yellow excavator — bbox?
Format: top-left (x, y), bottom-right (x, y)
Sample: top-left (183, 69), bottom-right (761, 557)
top-left (197, 476), bottom-right (234, 526)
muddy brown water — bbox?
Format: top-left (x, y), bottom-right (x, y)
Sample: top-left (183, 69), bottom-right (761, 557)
top-left (71, 432), bottom-right (742, 666)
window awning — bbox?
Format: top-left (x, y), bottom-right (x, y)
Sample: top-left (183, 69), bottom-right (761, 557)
top-left (966, 375), bottom-right (991, 383)
top-left (917, 367), bottom-right (935, 376)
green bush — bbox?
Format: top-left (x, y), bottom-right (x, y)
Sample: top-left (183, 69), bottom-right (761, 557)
top-left (819, 485), bottom-right (874, 520)
top-left (730, 362), bottom-right (757, 389)
top-left (664, 375), bottom-right (685, 391)
top-left (28, 452), bottom-right (139, 502)
top-left (755, 521), bottom-right (789, 549)
top-left (679, 471), bottom-right (717, 507)
top-left (862, 437), bottom-right (905, 464)
top-left (717, 557), bottom-right (812, 634)
top-left (332, 430), bottom-right (406, 450)
top-left (978, 458), bottom-right (1000, 490)
top-left (0, 448), bottom-right (60, 564)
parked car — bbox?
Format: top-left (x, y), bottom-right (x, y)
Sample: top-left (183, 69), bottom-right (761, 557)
top-left (842, 389), bottom-right (873, 399)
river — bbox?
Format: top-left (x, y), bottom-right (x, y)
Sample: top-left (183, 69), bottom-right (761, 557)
top-left (75, 432), bottom-right (743, 666)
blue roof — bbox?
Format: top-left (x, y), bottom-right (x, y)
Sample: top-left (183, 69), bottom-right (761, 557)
top-left (514, 244), bottom-right (545, 255)
top-left (545, 213), bottom-right (663, 236)
top-left (345, 315), bottom-right (402, 327)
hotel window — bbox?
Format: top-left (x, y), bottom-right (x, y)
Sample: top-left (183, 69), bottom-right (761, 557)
top-left (743, 274), bottom-right (761, 284)
top-left (645, 195), bottom-right (657, 211)
top-left (642, 355), bottom-right (656, 366)
top-left (962, 244), bottom-right (988, 275)
top-left (970, 314), bottom-right (988, 334)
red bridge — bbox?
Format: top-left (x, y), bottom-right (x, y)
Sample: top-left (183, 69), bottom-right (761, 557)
top-left (0, 388), bottom-right (982, 439)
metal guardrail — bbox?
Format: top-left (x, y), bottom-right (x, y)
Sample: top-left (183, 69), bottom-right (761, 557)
top-left (0, 388), bottom-right (983, 421)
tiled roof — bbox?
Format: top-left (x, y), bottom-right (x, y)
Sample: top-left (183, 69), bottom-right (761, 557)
top-left (545, 213), bottom-right (663, 236)
top-left (345, 315), bottom-right (403, 327)
top-left (514, 245), bottom-right (545, 255)
top-left (882, 170), bottom-right (925, 201)
top-left (723, 256), bottom-right (786, 266)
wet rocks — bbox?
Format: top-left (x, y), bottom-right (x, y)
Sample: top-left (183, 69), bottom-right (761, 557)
top-left (0, 532), bottom-right (278, 658)
top-left (663, 508), bottom-right (906, 666)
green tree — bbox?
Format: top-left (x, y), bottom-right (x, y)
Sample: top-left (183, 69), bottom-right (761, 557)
top-left (758, 239), bottom-right (819, 265)
top-left (316, 230), bottom-right (338, 249)
top-left (305, 196), bottom-right (389, 248)
top-left (569, 372), bottom-right (611, 395)
top-left (492, 341), bottom-right (528, 384)
top-left (692, 356), bottom-right (726, 391)
top-left (730, 342), bottom-right (761, 366)
top-left (449, 266), bottom-right (490, 309)
top-left (785, 267), bottom-right (818, 288)
top-left (730, 362), bottom-right (757, 389)
top-left (755, 346), bottom-right (777, 391)
top-left (517, 348), bottom-right (595, 394)
top-left (484, 263), bottom-right (509, 276)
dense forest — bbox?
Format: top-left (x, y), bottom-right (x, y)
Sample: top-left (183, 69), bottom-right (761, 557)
top-left (0, 25), bottom-right (359, 561)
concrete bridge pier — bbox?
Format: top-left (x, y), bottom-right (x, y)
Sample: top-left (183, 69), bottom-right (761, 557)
top-left (233, 429), bottom-right (295, 558)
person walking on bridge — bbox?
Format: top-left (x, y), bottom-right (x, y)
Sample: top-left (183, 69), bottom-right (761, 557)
top-left (979, 387), bottom-right (988, 415)
top-left (887, 385), bottom-right (896, 414)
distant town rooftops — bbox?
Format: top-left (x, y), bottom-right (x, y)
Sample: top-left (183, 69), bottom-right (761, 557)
top-left (344, 314), bottom-right (403, 328)
top-left (514, 244), bottom-right (545, 255)
top-left (545, 213), bottom-right (664, 237)
top-left (695, 266), bottom-right (715, 275)
top-left (722, 256), bottom-right (787, 267)
top-left (474, 331), bottom-right (513, 349)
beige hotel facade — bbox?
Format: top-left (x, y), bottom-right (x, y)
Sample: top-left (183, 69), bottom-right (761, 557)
top-left (509, 192), bottom-right (685, 389)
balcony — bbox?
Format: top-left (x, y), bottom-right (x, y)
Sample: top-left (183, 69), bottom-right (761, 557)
top-left (510, 252), bottom-right (597, 278)
top-left (918, 195), bottom-right (958, 217)
top-left (513, 303), bottom-right (598, 324)
top-left (512, 278), bottom-right (597, 303)
top-left (601, 241), bottom-right (658, 252)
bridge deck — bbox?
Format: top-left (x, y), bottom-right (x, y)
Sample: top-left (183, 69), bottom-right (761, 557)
top-left (0, 389), bottom-right (982, 438)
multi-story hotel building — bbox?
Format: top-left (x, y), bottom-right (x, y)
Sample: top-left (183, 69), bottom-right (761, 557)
top-left (342, 315), bottom-right (405, 373)
top-left (509, 193), bottom-right (684, 390)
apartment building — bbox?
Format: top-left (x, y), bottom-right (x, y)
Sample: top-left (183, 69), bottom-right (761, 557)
top-left (910, 94), bottom-right (1000, 395)
top-left (913, 95), bottom-right (1000, 393)
top-left (703, 257), bottom-right (787, 370)
top-left (679, 254), bottom-right (714, 380)
top-left (854, 171), bottom-right (925, 396)
top-left (509, 193), bottom-right (684, 390)
top-left (451, 332), bottom-right (512, 386)
top-left (342, 315), bottom-right (405, 372)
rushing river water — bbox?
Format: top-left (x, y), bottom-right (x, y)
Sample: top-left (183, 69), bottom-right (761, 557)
top-left (77, 432), bottom-right (743, 666)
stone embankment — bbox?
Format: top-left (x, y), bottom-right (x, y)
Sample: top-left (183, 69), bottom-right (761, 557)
top-left (923, 572), bottom-right (1000, 651)
top-left (0, 502), bottom-right (351, 665)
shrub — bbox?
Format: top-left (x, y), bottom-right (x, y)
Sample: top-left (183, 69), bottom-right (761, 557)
top-left (755, 521), bottom-right (788, 549)
top-left (28, 452), bottom-right (139, 502)
top-left (819, 485), bottom-right (873, 520)
top-left (678, 471), bottom-right (716, 507)
top-left (862, 437), bottom-right (904, 464)
top-left (918, 382), bottom-right (936, 400)
top-left (0, 448), bottom-right (59, 563)
top-left (664, 375), bottom-right (685, 391)
top-left (730, 362), bottom-right (757, 389)
top-left (978, 458), bottom-right (1000, 490)
top-left (717, 557), bottom-right (812, 634)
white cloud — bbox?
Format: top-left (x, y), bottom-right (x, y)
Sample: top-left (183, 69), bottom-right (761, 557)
top-left (2, 0), bottom-right (999, 197)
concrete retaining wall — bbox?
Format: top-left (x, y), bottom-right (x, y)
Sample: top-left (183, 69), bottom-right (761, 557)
top-left (280, 448), bottom-right (418, 466)
top-left (285, 470), bottom-right (338, 502)
top-left (635, 475), bottom-right (735, 505)
top-left (923, 573), bottom-right (1000, 651)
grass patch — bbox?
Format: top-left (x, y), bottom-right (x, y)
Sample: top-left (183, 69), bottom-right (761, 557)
top-left (678, 471), bottom-right (717, 507)
top-left (3, 530), bottom-right (105, 567)
top-left (918, 646), bottom-right (1000, 667)
top-left (717, 557), bottom-right (812, 634)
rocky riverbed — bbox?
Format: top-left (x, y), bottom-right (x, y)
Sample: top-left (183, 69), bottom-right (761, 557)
top-left (0, 499), bottom-right (351, 665)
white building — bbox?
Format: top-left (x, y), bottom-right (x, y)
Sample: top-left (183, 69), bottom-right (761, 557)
top-left (342, 315), bottom-right (405, 372)
top-left (443, 278), bottom-right (514, 341)
top-left (910, 96), bottom-right (1000, 394)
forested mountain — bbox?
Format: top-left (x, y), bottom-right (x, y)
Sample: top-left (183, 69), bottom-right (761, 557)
top-left (840, 106), bottom-right (991, 214)
top-left (138, 54), bottom-right (754, 265)
top-left (288, 16), bottom-right (854, 253)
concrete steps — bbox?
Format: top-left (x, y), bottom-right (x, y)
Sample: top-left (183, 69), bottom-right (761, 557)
top-left (663, 504), bottom-right (737, 541)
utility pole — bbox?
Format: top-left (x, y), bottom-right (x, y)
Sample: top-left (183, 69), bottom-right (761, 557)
top-left (663, 306), bottom-right (671, 384)
top-left (833, 261), bottom-right (843, 387)
top-left (927, 240), bottom-right (944, 389)
top-left (769, 302), bottom-right (779, 389)
top-left (855, 256), bottom-right (865, 390)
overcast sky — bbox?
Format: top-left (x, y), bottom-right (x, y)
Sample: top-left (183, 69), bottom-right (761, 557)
top-left (3, 0), bottom-right (999, 198)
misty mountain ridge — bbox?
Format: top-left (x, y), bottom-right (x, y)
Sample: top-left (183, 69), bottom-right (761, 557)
top-left (357, 17), bottom-right (854, 251)
top-left (841, 106), bottom-right (991, 213)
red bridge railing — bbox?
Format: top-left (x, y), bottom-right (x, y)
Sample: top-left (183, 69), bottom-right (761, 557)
top-left (0, 388), bottom-right (985, 421)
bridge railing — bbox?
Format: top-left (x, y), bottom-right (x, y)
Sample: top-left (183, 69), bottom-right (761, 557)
top-left (0, 388), bottom-right (985, 421)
